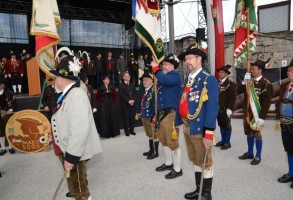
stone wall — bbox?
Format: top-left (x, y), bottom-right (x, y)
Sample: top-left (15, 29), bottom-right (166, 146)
top-left (177, 32), bottom-right (293, 81)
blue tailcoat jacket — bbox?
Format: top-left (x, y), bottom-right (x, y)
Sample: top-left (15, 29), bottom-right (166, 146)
top-left (137, 86), bottom-right (155, 118)
top-left (175, 69), bottom-right (219, 135)
top-left (155, 70), bottom-right (182, 111)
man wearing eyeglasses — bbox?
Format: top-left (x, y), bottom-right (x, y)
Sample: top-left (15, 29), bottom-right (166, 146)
top-left (175, 42), bottom-right (219, 200)
top-left (150, 54), bottom-right (183, 179)
top-left (275, 59), bottom-right (293, 189)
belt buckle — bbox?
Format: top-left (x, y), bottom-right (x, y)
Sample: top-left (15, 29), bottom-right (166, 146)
top-left (182, 118), bottom-right (190, 126)
top-left (280, 117), bottom-right (293, 125)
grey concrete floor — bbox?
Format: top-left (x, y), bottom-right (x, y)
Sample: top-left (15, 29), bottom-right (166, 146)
top-left (0, 118), bottom-right (292, 200)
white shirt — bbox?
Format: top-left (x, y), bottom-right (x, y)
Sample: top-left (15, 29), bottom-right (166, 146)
top-left (63, 82), bottom-right (76, 95)
top-left (255, 76), bottom-right (262, 81)
top-left (219, 76), bottom-right (227, 84)
top-left (189, 68), bottom-right (202, 80)
top-left (145, 86), bottom-right (152, 94)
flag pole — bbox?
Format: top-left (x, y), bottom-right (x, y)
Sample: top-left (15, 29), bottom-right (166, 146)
top-left (246, 7), bottom-right (251, 122)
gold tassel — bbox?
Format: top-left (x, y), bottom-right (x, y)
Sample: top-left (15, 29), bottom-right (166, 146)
top-left (171, 122), bottom-right (178, 140)
top-left (201, 82), bottom-right (208, 102)
top-left (274, 120), bottom-right (280, 132)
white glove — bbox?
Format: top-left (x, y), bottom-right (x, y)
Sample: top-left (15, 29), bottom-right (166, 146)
top-left (244, 72), bottom-right (251, 80)
top-left (257, 118), bottom-right (264, 126)
top-left (242, 73), bottom-right (251, 85)
top-left (93, 108), bottom-right (97, 113)
top-left (8, 74), bottom-right (11, 78)
top-left (226, 109), bottom-right (232, 117)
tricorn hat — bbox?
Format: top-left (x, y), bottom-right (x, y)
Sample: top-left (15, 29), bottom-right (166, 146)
top-left (216, 65), bottom-right (232, 75)
top-left (139, 71), bottom-right (154, 81)
top-left (178, 41), bottom-right (208, 60)
top-left (251, 58), bottom-right (271, 70)
top-left (160, 54), bottom-right (180, 69)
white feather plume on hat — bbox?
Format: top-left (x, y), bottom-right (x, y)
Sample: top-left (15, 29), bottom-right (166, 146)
top-left (68, 56), bottom-right (82, 77)
top-left (55, 46), bottom-right (73, 62)
top-left (82, 51), bottom-right (90, 63)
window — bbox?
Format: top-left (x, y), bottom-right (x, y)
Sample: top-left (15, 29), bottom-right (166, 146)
top-left (58, 19), bottom-right (123, 48)
top-left (0, 13), bottom-right (28, 44)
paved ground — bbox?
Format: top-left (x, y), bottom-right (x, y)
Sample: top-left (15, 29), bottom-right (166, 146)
top-left (0, 118), bottom-right (292, 200)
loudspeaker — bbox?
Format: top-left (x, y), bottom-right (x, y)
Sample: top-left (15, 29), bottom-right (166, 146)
top-left (196, 28), bottom-right (205, 41)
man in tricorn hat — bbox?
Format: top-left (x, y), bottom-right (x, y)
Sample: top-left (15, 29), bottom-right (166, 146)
top-left (215, 65), bottom-right (236, 150)
top-left (50, 55), bottom-right (102, 200)
top-left (0, 78), bottom-right (16, 156)
top-left (136, 71), bottom-right (159, 159)
top-left (275, 59), bottom-right (293, 189)
top-left (175, 41), bottom-right (219, 200)
top-left (238, 59), bottom-right (273, 165)
top-left (150, 54), bottom-right (183, 179)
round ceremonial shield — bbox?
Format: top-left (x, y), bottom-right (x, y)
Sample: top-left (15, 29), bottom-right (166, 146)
top-left (5, 109), bottom-right (51, 153)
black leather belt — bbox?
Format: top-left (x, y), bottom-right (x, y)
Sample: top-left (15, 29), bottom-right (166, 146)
top-left (280, 116), bottom-right (293, 125)
top-left (157, 108), bottom-right (176, 123)
top-left (281, 99), bottom-right (293, 104)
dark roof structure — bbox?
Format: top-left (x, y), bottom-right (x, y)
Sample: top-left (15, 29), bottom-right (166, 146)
top-left (1, 0), bottom-right (132, 25)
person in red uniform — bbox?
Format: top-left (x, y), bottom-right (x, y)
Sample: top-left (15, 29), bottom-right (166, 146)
top-left (5, 51), bottom-right (23, 94)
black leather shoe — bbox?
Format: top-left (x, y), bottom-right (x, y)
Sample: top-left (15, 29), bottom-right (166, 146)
top-left (221, 144), bottom-right (231, 150)
top-left (156, 163), bottom-right (173, 172)
top-left (290, 182), bottom-right (293, 189)
top-left (66, 192), bottom-right (72, 197)
top-left (215, 141), bottom-right (224, 147)
top-left (125, 132), bottom-right (130, 136)
top-left (130, 130), bottom-right (136, 135)
top-left (251, 157), bottom-right (261, 165)
top-left (0, 171), bottom-right (2, 177)
top-left (8, 148), bottom-right (15, 154)
top-left (0, 150), bottom-right (7, 156)
top-left (165, 169), bottom-right (183, 179)
top-left (239, 152), bottom-right (254, 160)
top-left (184, 190), bottom-right (199, 199)
top-left (147, 153), bottom-right (158, 160)
top-left (278, 173), bottom-right (293, 183)
top-left (143, 150), bottom-right (152, 156)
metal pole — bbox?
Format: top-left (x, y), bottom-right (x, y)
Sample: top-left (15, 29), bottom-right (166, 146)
top-left (168, 0), bottom-right (175, 53)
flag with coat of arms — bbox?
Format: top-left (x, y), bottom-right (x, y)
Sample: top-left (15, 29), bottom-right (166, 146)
top-left (132, 0), bottom-right (164, 63)
top-left (232, 0), bottom-right (258, 66)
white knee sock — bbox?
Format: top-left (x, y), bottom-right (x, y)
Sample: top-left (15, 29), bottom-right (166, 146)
top-left (163, 146), bottom-right (172, 165)
top-left (194, 165), bottom-right (202, 172)
top-left (203, 166), bottom-right (214, 178)
top-left (12, 85), bottom-right (17, 93)
top-left (172, 148), bottom-right (182, 172)
top-left (0, 137), bottom-right (6, 150)
top-left (18, 85), bottom-right (22, 93)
